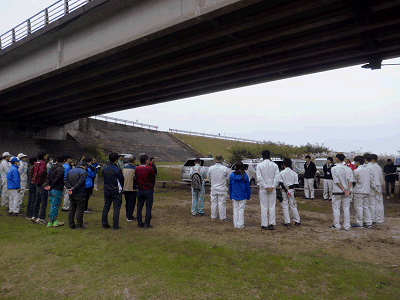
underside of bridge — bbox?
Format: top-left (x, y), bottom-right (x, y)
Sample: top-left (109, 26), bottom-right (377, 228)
top-left (1, 0), bottom-right (400, 126)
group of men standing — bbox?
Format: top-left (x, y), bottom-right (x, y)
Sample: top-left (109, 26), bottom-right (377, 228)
top-left (0, 150), bottom-right (157, 231)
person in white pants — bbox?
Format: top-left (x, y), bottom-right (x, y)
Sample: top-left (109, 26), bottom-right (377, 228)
top-left (62, 156), bottom-right (73, 211)
top-left (330, 154), bottom-right (353, 231)
top-left (274, 158), bottom-right (301, 226)
top-left (371, 154), bottom-right (384, 224)
top-left (0, 152), bottom-right (11, 207)
top-left (303, 155), bottom-right (316, 200)
top-left (352, 156), bottom-right (378, 229)
top-left (256, 150), bottom-right (279, 230)
top-left (229, 162), bottom-right (251, 228)
top-left (6, 157), bottom-right (21, 215)
top-left (207, 155), bottom-right (229, 221)
top-left (17, 153), bottom-right (28, 207)
top-left (322, 157), bottom-right (334, 201)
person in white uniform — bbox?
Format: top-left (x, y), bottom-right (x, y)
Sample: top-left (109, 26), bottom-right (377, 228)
top-left (0, 152), bottom-right (12, 207)
top-left (371, 154), bottom-right (384, 224)
top-left (274, 158), bottom-right (301, 227)
top-left (330, 154), bottom-right (353, 231)
top-left (256, 150), bottom-right (279, 230)
top-left (17, 153), bottom-right (28, 207)
top-left (322, 157), bottom-right (334, 201)
top-left (207, 155), bottom-right (229, 221)
top-left (352, 156), bottom-right (378, 229)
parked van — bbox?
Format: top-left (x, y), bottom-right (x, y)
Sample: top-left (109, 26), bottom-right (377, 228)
top-left (229, 159), bottom-right (258, 185)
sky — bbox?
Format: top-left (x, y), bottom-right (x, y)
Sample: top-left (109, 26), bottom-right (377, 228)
top-left (1, 0), bottom-right (400, 156)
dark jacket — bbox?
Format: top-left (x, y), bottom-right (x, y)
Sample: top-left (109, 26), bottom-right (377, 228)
top-left (46, 163), bottom-right (65, 191)
top-left (229, 171), bottom-right (251, 200)
top-left (102, 162), bottom-right (124, 195)
top-left (384, 164), bottom-right (397, 182)
top-left (64, 166), bottom-right (87, 197)
top-left (149, 162), bottom-right (158, 176)
top-left (304, 161), bottom-right (316, 179)
top-left (323, 163), bottom-right (335, 180)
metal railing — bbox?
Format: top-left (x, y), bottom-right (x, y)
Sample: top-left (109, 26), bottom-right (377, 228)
top-left (90, 115), bottom-right (158, 130)
top-left (169, 129), bottom-right (262, 144)
top-left (0, 0), bottom-right (94, 50)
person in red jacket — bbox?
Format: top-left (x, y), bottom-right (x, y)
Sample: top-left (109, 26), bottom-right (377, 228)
top-left (344, 158), bottom-right (356, 171)
top-left (30, 151), bottom-right (49, 224)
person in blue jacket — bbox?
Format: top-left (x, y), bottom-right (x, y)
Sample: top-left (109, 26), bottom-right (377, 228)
top-left (83, 158), bottom-right (95, 213)
top-left (7, 157), bottom-right (21, 216)
top-left (229, 161), bottom-right (251, 228)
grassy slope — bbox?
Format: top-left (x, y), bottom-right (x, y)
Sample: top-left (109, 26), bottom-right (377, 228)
top-left (173, 133), bottom-right (255, 158)
top-left (1, 188), bottom-right (400, 299)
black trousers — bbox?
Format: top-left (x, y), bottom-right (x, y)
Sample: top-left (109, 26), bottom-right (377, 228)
top-left (137, 189), bottom-right (154, 227)
top-left (27, 184), bottom-right (36, 218)
top-left (33, 185), bottom-right (48, 220)
top-left (84, 186), bottom-right (94, 211)
top-left (385, 181), bottom-right (395, 196)
top-left (102, 193), bottom-right (122, 228)
top-left (68, 195), bottom-right (85, 227)
top-left (124, 191), bottom-right (137, 219)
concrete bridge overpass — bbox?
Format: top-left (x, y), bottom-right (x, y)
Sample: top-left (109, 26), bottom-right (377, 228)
top-left (1, 0), bottom-right (400, 127)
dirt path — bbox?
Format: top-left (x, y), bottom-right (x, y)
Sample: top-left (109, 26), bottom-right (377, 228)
top-left (153, 187), bottom-right (400, 268)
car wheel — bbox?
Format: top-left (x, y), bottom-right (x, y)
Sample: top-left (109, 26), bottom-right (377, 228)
top-left (298, 177), bottom-right (304, 188)
top-left (314, 176), bottom-right (320, 189)
top-left (250, 179), bottom-right (256, 186)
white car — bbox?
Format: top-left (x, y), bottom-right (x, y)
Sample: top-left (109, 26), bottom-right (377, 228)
top-left (229, 159), bottom-right (259, 185)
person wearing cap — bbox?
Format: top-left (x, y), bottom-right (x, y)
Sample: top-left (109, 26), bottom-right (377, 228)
top-left (0, 152), bottom-right (11, 206)
top-left (6, 157), bottom-right (21, 215)
top-left (17, 153), bottom-right (28, 207)
top-left (207, 155), bottom-right (229, 221)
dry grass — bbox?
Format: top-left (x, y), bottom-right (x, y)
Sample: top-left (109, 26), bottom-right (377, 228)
top-left (1, 185), bottom-right (400, 299)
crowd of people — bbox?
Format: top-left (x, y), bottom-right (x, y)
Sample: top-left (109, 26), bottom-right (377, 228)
top-left (0, 148), bottom-right (395, 232)
top-left (0, 151), bottom-right (157, 230)
top-left (190, 150), bottom-right (392, 230)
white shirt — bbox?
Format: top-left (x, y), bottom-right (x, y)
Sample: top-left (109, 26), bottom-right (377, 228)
top-left (0, 159), bottom-right (10, 182)
top-left (332, 162), bottom-right (353, 194)
top-left (371, 163), bottom-right (383, 186)
top-left (256, 159), bottom-right (279, 189)
top-left (18, 161), bottom-right (28, 182)
top-left (207, 163), bottom-right (229, 193)
top-left (353, 164), bottom-right (377, 194)
top-left (273, 167), bottom-right (298, 189)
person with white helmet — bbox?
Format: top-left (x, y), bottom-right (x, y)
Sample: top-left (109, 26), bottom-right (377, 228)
top-left (17, 153), bottom-right (28, 207)
top-left (0, 152), bottom-right (12, 207)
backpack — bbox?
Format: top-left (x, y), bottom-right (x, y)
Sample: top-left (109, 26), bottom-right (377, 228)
top-left (191, 170), bottom-right (203, 191)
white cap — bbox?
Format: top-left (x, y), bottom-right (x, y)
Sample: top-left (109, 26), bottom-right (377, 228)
top-left (17, 153), bottom-right (27, 159)
top-left (2, 152), bottom-right (11, 158)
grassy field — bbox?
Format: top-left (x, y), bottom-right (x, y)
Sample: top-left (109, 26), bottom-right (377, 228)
top-left (173, 133), bottom-right (255, 159)
top-left (1, 185), bottom-right (400, 299)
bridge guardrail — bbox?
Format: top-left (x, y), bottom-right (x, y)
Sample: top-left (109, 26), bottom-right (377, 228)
top-left (0, 0), bottom-right (94, 50)
top-left (90, 115), bottom-right (158, 131)
top-left (169, 129), bottom-right (262, 144)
